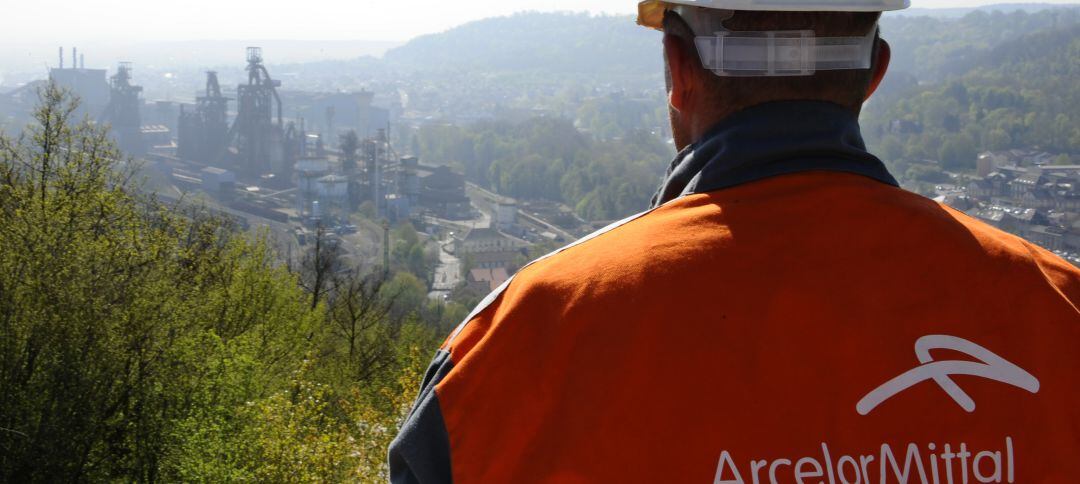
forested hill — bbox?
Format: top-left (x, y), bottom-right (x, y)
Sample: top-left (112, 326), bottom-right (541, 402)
top-left (979, 23), bottom-right (1080, 78)
top-left (379, 7), bottom-right (1079, 81)
top-left (860, 8), bottom-right (1080, 184)
top-left (898, 3), bottom-right (1078, 18)
top-left (383, 12), bottom-right (661, 76)
top-left (881, 7), bottom-right (1080, 82)
top-left (280, 8), bottom-right (1078, 96)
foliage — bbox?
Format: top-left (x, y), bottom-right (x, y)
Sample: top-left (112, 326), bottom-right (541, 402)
top-left (865, 13), bottom-right (1080, 186)
top-left (391, 222), bottom-right (438, 284)
top-left (385, 12), bottom-right (662, 77)
top-left (415, 117), bottom-right (671, 221)
top-left (0, 85), bottom-right (442, 481)
top-left (880, 8), bottom-right (1080, 83)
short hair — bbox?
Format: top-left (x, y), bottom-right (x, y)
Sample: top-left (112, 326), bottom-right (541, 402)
top-left (663, 9), bottom-right (883, 111)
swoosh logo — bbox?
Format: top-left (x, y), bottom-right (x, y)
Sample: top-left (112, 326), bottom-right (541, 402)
top-left (857, 335), bottom-right (1040, 416)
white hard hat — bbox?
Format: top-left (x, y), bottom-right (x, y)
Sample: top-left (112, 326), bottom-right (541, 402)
top-left (638, 0), bottom-right (910, 30)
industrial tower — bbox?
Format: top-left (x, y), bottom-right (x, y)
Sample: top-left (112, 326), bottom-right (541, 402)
top-left (101, 62), bottom-right (144, 155)
top-left (178, 71), bottom-right (230, 162)
top-left (226, 47), bottom-right (285, 175)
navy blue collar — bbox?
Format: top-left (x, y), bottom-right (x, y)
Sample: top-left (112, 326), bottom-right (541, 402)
top-left (651, 101), bottom-right (898, 208)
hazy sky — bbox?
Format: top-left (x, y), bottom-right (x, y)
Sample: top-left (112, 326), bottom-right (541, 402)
top-left (4, 0), bottom-right (1079, 42)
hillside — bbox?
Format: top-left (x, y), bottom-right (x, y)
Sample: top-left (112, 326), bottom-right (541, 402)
top-left (378, 7), bottom-right (1080, 82)
top-left (251, 7), bottom-right (1079, 105)
top-left (880, 7), bottom-right (1080, 81)
top-left (384, 12), bottom-right (661, 76)
top-left (862, 19), bottom-right (1080, 189)
top-left (896, 3), bottom-right (1079, 18)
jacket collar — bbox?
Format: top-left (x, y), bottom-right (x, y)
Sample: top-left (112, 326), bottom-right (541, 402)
top-left (651, 101), bottom-right (898, 208)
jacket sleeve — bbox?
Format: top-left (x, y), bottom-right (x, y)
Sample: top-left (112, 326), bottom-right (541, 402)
top-left (388, 349), bottom-right (455, 484)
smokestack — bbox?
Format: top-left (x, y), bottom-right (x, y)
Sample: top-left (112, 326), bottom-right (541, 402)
top-left (59, 47), bottom-right (64, 69)
top-left (72, 47), bottom-right (77, 69)
top-left (80, 54), bottom-right (85, 69)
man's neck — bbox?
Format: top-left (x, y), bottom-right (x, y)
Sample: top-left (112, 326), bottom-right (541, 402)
top-left (685, 99), bottom-right (861, 149)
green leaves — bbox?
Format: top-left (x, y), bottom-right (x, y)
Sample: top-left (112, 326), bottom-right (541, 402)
top-left (865, 13), bottom-right (1080, 190)
top-left (416, 116), bottom-right (671, 222)
top-left (1, 83), bottom-right (440, 482)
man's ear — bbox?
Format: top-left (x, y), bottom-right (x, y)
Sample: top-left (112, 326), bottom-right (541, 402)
top-left (865, 39), bottom-right (891, 100)
top-left (663, 33), bottom-right (697, 113)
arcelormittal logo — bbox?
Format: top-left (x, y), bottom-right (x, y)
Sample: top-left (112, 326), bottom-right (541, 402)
top-left (857, 335), bottom-right (1040, 415)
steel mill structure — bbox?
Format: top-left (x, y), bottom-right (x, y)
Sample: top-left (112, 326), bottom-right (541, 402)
top-left (177, 71), bottom-right (229, 163)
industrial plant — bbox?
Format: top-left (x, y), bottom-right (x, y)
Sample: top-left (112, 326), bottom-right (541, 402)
top-left (35, 46), bottom-right (481, 237)
top-left (4, 45), bottom-right (593, 299)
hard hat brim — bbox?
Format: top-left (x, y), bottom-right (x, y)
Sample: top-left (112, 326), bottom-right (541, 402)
top-left (637, 0), bottom-right (911, 30)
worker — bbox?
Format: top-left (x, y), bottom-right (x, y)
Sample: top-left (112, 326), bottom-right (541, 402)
top-left (390, 1), bottom-right (1080, 482)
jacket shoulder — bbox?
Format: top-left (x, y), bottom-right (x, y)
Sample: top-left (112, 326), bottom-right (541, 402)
top-left (1018, 238), bottom-right (1080, 309)
top-left (442, 199), bottom-right (699, 356)
top-left (938, 202), bottom-right (1080, 308)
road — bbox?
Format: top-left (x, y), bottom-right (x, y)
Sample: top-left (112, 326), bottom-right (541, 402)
top-left (464, 182), bottom-right (578, 242)
top-left (421, 209), bottom-right (491, 234)
top-left (428, 234), bottom-right (462, 301)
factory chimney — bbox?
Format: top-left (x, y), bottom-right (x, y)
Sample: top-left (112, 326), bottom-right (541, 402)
top-left (59, 47), bottom-right (64, 69)
top-left (80, 54), bottom-right (85, 69)
top-left (72, 47), bottom-right (78, 69)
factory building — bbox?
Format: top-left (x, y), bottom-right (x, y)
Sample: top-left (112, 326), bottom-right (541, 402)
top-left (176, 48), bottom-right (310, 181)
top-left (278, 90), bottom-right (390, 140)
top-left (357, 129), bottom-right (392, 214)
top-left (178, 72), bottom-right (229, 163)
top-left (495, 200), bottom-right (520, 235)
top-left (385, 194), bottom-right (412, 223)
top-left (296, 157), bottom-right (331, 220)
top-left (398, 156), bottom-right (422, 206)
top-left (47, 49), bottom-right (150, 156)
top-left (146, 101), bottom-right (181, 135)
top-left (201, 167), bottom-right (236, 195)
top-left (316, 174), bottom-right (350, 217)
top-left (140, 125), bottom-right (172, 152)
top-left (455, 228), bottom-right (526, 270)
top-left (48, 47), bottom-right (109, 119)
top-left (161, 47), bottom-right (474, 232)
top-left (419, 165), bottom-right (472, 220)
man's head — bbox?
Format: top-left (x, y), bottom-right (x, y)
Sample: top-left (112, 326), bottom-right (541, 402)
top-left (659, 7), bottom-right (892, 149)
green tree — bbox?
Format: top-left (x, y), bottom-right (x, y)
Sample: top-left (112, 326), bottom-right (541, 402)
top-left (879, 135), bottom-right (906, 162)
top-left (939, 135), bottom-right (978, 170)
top-left (0, 85), bottom-right (320, 481)
top-left (0, 84), bottom-right (444, 482)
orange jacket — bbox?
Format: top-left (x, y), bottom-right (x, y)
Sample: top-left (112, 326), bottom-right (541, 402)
top-left (390, 102), bottom-right (1080, 483)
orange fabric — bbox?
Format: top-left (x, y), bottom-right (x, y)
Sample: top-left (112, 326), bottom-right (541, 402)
top-left (439, 172), bottom-right (1080, 483)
